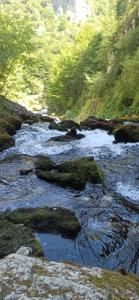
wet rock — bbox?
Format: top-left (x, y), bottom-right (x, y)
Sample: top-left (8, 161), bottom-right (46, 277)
top-left (0, 220), bottom-right (43, 259)
top-left (19, 168), bottom-right (33, 175)
top-left (2, 206), bottom-right (81, 238)
top-left (113, 125), bottom-right (139, 143)
top-left (81, 116), bottom-right (110, 131)
top-left (48, 127), bottom-right (85, 142)
top-left (35, 156), bottom-right (103, 190)
top-left (49, 119), bottom-right (81, 131)
top-left (0, 249), bottom-right (139, 300)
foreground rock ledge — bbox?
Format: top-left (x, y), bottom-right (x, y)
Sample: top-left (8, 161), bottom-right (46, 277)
top-left (0, 247), bottom-right (139, 300)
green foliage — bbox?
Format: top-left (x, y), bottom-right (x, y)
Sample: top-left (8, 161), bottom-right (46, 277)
top-left (0, 0), bottom-right (139, 118)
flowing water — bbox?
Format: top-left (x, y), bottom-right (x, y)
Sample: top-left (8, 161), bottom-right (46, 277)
top-left (0, 122), bottom-right (139, 274)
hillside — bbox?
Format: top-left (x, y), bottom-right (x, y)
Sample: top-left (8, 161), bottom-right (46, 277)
top-left (47, 0), bottom-right (139, 119)
top-left (0, 0), bottom-right (139, 119)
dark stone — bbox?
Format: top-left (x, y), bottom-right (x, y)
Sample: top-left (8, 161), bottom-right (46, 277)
top-left (49, 120), bottom-right (81, 132)
top-left (19, 168), bottom-right (33, 175)
top-left (113, 125), bottom-right (139, 143)
top-left (2, 207), bottom-right (81, 239)
top-left (48, 127), bottom-right (85, 142)
top-left (80, 116), bottom-right (123, 133)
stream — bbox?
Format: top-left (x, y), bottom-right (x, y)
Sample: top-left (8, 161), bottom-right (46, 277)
top-left (0, 122), bottom-right (139, 274)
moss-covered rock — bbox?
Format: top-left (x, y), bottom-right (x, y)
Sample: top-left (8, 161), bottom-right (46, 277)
top-left (37, 169), bottom-right (85, 189)
top-left (35, 156), bottom-right (103, 190)
top-left (113, 125), bottom-right (139, 143)
top-left (0, 220), bottom-right (43, 258)
top-left (2, 206), bottom-right (81, 238)
top-left (35, 156), bottom-right (56, 171)
top-left (0, 130), bottom-right (15, 151)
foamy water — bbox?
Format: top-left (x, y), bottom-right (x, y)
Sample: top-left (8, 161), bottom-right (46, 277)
top-left (2, 122), bottom-right (138, 159)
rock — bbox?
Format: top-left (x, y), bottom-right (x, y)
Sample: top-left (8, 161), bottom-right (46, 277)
top-left (35, 156), bottom-right (103, 190)
top-left (35, 156), bottom-right (56, 171)
top-left (80, 116), bottom-right (123, 133)
top-left (16, 246), bottom-right (32, 256)
top-left (48, 127), bottom-right (85, 142)
top-left (19, 168), bottom-right (33, 175)
top-left (37, 169), bottom-right (85, 189)
top-left (2, 206), bottom-right (81, 238)
top-left (0, 115), bottom-right (23, 151)
top-left (49, 121), bottom-right (68, 131)
top-left (113, 125), bottom-right (139, 143)
top-left (0, 131), bottom-right (15, 151)
top-left (49, 119), bottom-right (81, 131)
top-left (0, 249), bottom-right (139, 300)
top-left (0, 220), bottom-right (43, 258)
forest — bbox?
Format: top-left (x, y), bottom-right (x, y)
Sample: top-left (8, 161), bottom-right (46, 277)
top-left (0, 0), bottom-right (139, 119)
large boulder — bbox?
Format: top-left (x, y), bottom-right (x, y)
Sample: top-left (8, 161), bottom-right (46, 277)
top-left (0, 220), bottom-right (43, 258)
top-left (113, 125), bottom-right (139, 143)
top-left (0, 248), bottom-right (139, 300)
top-left (35, 156), bottom-right (103, 190)
top-left (2, 206), bottom-right (81, 238)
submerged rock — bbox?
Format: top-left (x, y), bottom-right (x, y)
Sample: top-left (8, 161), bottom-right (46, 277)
top-left (113, 125), bottom-right (139, 143)
top-left (48, 127), bottom-right (85, 142)
top-left (0, 247), bottom-right (139, 300)
top-left (0, 220), bottom-right (43, 258)
top-left (2, 206), bottom-right (81, 238)
top-left (35, 156), bottom-right (103, 190)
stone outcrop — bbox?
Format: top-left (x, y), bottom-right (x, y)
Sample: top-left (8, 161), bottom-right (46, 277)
top-left (0, 247), bottom-right (139, 300)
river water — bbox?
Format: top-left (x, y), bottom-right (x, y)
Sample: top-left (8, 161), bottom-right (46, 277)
top-left (0, 122), bottom-right (139, 274)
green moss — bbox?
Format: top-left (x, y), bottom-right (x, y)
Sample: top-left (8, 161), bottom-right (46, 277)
top-left (36, 170), bottom-right (85, 189)
top-left (2, 206), bottom-right (81, 238)
top-left (87, 269), bottom-right (139, 300)
top-left (0, 130), bottom-right (15, 151)
top-left (0, 220), bottom-right (44, 258)
top-left (35, 156), bottom-right (56, 171)
top-left (35, 156), bottom-right (103, 190)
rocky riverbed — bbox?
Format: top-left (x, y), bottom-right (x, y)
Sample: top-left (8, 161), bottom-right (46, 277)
top-left (0, 117), bottom-right (139, 277)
